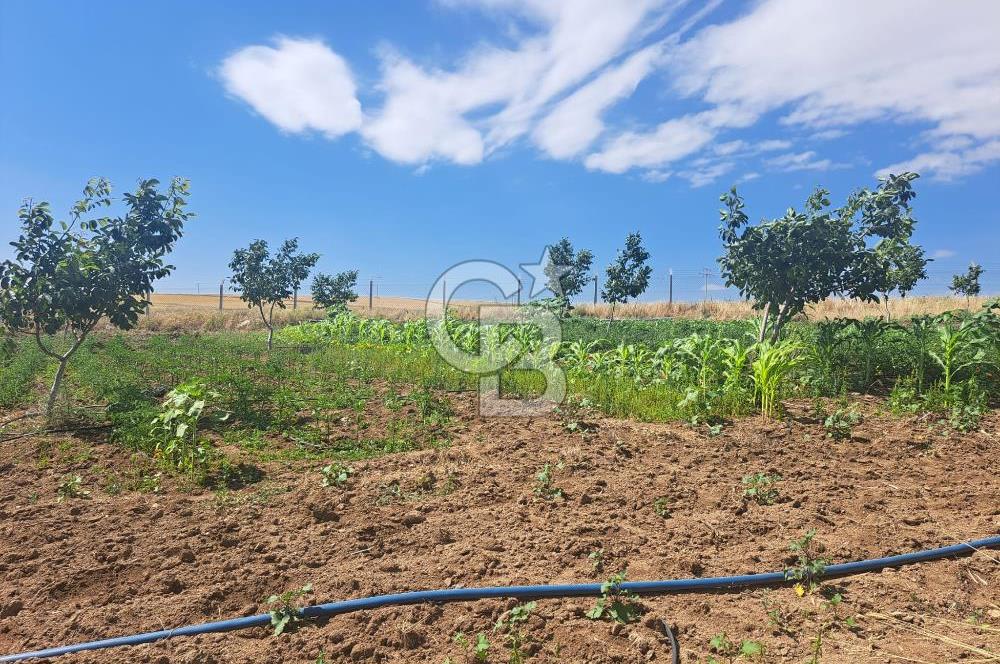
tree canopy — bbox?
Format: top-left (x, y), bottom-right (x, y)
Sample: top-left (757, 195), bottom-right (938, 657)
top-left (601, 232), bottom-right (652, 320)
top-left (718, 171), bottom-right (925, 341)
top-left (0, 177), bottom-right (193, 416)
top-left (950, 262), bottom-right (984, 305)
top-left (311, 270), bottom-right (359, 313)
top-left (543, 237), bottom-right (593, 313)
top-left (228, 238), bottom-right (319, 349)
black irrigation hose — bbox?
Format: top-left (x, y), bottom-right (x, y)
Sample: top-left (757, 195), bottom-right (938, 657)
top-left (659, 620), bottom-right (681, 664)
top-left (2, 535), bottom-right (998, 662)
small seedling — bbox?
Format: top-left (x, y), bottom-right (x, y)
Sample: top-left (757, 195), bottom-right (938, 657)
top-left (652, 495), bottom-right (670, 518)
top-left (320, 462), bottom-right (352, 488)
top-left (742, 473), bottom-right (781, 505)
top-left (823, 407), bottom-right (862, 440)
top-left (586, 571), bottom-right (641, 624)
top-left (57, 475), bottom-right (89, 502)
top-left (267, 584), bottom-right (313, 636)
top-left (785, 529), bottom-right (829, 594)
top-left (533, 462), bottom-right (565, 500)
top-left (588, 549), bottom-right (605, 574)
top-left (454, 631), bottom-right (490, 662)
top-left (708, 632), bottom-right (764, 663)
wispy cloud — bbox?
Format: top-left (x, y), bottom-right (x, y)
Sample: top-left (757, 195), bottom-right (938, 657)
top-left (932, 249), bottom-right (957, 259)
top-left (765, 150), bottom-right (845, 172)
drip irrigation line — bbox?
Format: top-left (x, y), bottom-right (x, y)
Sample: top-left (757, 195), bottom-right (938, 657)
top-left (2, 535), bottom-right (998, 662)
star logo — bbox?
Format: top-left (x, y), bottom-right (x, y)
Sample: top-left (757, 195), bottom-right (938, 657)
top-left (520, 246), bottom-right (571, 299)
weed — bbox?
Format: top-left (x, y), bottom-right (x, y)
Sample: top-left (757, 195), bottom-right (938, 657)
top-left (588, 549), bottom-right (605, 574)
top-left (320, 462), bottom-right (353, 488)
top-left (266, 583), bottom-right (313, 636)
top-left (57, 474), bottom-right (89, 502)
top-left (708, 632), bottom-right (764, 663)
top-left (453, 631), bottom-right (490, 662)
top-left (823, 407), bottom-right (862, 440)
top-left (586, 571), bottom-right (641, 624)
top-left (149, 380), bottom-right (229, 479)
top-left (495, 601), bottom-right (536, 664)
top-left (533, 462), bottom-right (565, 500)
top-left (785, 529), bottom-right (829, 594)
top-left (652, 495), bottom-right (671, 518)
top-left (741, 473), bottom-right (781, 505)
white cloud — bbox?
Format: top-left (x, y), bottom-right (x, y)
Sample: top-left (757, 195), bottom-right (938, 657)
top-left (877, 139), bottom-right (1000, 181)
top-left (217, 0), bottom-right (1000, 185)
top-left (532, 44), bottom-right (663, 159)
top-left (583, 111), bottom-right (719, 173)
top-left (640, 169), bottom-right (672, 183)
top-left (669, 0), bottom-right (1000, 180)
top-left (219, 37), bottom-right (362, 138)
top-left (363, 0), bottom-right (668, 165)
top-left (932, 249), bottom-right (957, 259)
top-left (765, 150), bottom-right (842, 172)
top-left (677, 161), bottom-right (734, 187)
top-left (811, 129), bottom-right (847, 141)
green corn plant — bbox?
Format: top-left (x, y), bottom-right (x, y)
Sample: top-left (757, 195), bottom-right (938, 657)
top-left (904, 315), bottom-right (936, 393)
top-left (929, 312), bottom-right (990, 397)
top-left (845, 317), bottom-right (896, 391)
top-left (809, 318), bottom-right (851, 395)
top-left (751, 340), bottom-right (802, 419)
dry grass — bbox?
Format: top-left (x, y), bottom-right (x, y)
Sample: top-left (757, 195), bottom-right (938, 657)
top-left (116, 293), bottom-right (992, 332)
top-left (575, 295), bottom-right (994, 321)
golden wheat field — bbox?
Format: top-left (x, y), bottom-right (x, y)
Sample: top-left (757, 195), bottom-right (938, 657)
top-left (118, 293), bottom-right (994, 332)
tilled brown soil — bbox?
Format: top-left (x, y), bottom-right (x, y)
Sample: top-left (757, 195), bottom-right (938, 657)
top-left (1, 397), bottom-right (998, 663)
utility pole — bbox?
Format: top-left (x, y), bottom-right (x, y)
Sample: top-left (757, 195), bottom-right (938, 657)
top-left (293, 287), bottom-right (298, 310)
top-left (516, 278), bottom-right (521, 306)
top-left (369, 279), bottom-right (373, 310)
top-left (668, 269), bottom-right (673, 307)
top-left (219, 281), bottom-right (224, 311)
top-left (442, 280), bottom-right (447, 311)
top-left (593, 276), bottom-right (598, 306)
top-left (196, 282), bottom-right (200, 295)
top-left (702, 268), bottom-right (711, 303)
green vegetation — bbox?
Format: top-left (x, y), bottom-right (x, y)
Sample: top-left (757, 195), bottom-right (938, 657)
top-left (719, 172), bottom-right (925, 342)
top-left (586, 570), bottom-right (642, 624)
top-left (266, 583), bottom-right (313, 636)
top-left (708, 632), bottom-right (765, 663)
top-left (228, 238), bottom-right (319, 350)
top-left (0, 177), bottom-right (193, 417)
top-left (741, 473), bottom-right (781, 505)
top-left (785, 530), bottom-right (829, 595)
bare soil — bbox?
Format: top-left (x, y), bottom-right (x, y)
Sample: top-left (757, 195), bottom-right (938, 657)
top-left (1, 397), bottom-right (998, 663)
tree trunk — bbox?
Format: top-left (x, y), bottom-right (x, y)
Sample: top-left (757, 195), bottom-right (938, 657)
top-left (757, 306), bottom-right (771, 344)
top-left (45, 357), bottom-right (69, 419)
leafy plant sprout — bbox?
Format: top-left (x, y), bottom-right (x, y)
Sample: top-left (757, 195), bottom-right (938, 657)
top-left (742, 473), bottom-right (781, 505)
top-left (586, 570), bottom-right (641, 624)
top-left (533, 462), bottom-right (565, 500)
top-left (266, 583), bottom-right (313, 636)
top-left (785, 529), bottom-right (829, 594)
top-left (320, 462), bottom-right (352, 487)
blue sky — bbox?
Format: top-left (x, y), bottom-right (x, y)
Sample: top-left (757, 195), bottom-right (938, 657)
top-left (2, 0), bottom-right (998, 301)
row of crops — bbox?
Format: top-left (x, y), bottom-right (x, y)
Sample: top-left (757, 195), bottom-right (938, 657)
top-left (278, 303), bottom-right (1000, 428)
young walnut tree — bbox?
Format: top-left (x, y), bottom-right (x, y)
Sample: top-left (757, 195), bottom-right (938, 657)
top-left (601, 232), bottom-right (652, 321)
top-left (544, 237), bottom-right (593, 312)
top-left (718, 171), bottom-right (926, 342)
top-left (0, 177), bottom-right (193, 418)
top-left (950, 262), bottom-right (984, 307)
top-left (228, 238), bottom-right (319, 349)
top-left (311, 270), bottom-right (359, 313)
